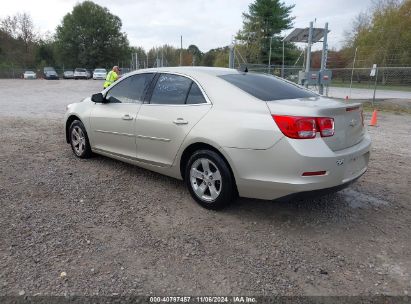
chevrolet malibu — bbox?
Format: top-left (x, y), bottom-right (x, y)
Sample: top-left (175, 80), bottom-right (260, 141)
top-left (64, 67), bottom-right (371, 210)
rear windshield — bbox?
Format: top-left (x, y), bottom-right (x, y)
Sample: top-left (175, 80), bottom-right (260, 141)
top-left (75, 68), bottom-right (86, 72)
top-left (94, 69), bottom-right (106, 73)
top-left (219, 73), bottom-right (317, 101)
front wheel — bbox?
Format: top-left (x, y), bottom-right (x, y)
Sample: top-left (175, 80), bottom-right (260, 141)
top-left (69, 120), bottom-right (92, 158)
top-left (185, 150), bottom-right (236, 210)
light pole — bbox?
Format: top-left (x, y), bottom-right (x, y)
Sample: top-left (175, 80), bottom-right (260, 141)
top-left (281, 38), bottom-right (285, 78)
top-left (268, 36), bottom-right (273, 74)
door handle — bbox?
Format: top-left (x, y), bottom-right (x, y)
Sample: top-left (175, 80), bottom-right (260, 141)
top-left (122, 114), bottom-right (133, 120)
top-left (173, 118), bottom-right (188, 125)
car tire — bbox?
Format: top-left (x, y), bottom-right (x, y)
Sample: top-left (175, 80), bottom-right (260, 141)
top-left (185, 149), bottom-right (236, 210)
top-left (69, 120), bottom-right (92, 158)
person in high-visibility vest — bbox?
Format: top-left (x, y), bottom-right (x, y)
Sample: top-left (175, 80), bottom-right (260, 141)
top-left (103, 66), bottom-right (120, 88)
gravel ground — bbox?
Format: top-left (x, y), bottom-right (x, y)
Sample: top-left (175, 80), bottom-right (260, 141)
top-left (0, 79), bottom-right (410, 296)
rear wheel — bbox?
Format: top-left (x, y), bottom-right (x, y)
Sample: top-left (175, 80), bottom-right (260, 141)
top-left (69, 120), bottom-right (92, 158)
top-left (185, 150), bottom-right (235, 210)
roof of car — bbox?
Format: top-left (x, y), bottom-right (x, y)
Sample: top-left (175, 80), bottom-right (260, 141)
top-left (131, 66), bottom-right (241, 78)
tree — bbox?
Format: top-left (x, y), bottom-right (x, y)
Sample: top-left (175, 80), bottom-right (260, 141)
top-left (0, 13), bottom-right (37, 67)
top-left (55, 1), bottom-right (130, 68)
top-left (236, 0), bottom-right (294, 64)
top-left (343, 0), bottom-right (411, 67)
top-left (188, 44), bottom-right (202, 65)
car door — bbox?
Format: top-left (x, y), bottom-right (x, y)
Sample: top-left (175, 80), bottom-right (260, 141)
top-left (135, 73), bottom-right (212, 167)
top-left (89, 73), bottom-right (155, 158)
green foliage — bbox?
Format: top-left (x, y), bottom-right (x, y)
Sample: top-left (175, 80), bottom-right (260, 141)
top-left (200, 47), bottom-right (229, 67)
top-left (55, 1), bottom-right (130, 68)
top-left (35, 41), bottom-right (56, 67)
top-left (343, 0), bottom-right (411, 67)
top-left (236, 0), bottom-right (294, 64)
top-left (0, 13), bottom-right (37, 67)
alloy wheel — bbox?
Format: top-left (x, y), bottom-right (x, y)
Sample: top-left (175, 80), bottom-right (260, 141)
top-left (71, 126), bottom-right (86, 156)
top-left (190, 158), bottom-right (222, 202)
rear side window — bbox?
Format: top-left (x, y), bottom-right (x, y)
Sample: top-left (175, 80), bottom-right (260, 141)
top-left (106, 73), bottom-right (154, 103)
top-left (150, 74), bottom-right (192, 105)
top-left (219, 73), bottom-right (317, 101)
top-left (186, 82), bottom-right (207, 104)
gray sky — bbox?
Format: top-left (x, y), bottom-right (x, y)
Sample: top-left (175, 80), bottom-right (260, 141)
top-left (1, 0), bottom-right (372, 51)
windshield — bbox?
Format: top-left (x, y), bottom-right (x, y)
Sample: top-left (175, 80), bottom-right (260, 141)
top-left (75, 68), bottom-right (86, 72)
top-left (94, 69), bottom-right (106, 73)
top-left (219, 73), bottom-right (317, 101)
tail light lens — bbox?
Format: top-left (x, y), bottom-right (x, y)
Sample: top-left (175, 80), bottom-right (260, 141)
top-left (272, 115), bottom-right (334, 139)
top-left (272, 116), bottom-right (316, 139)
top-left (317, 117), bottom-right (334, 137)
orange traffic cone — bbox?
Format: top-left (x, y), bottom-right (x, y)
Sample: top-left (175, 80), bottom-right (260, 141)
top-left (369, 109), bottom-right (378, 126)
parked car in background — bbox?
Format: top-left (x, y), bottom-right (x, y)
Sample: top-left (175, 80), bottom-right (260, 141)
top-left (64, 67), bottom-right (371, 210)
top-left (74, 68), bottom-right (88, 80)
top-left (93, 68), bottom-right (107, 80)
top-left (86, 70), bottom-right (93, 79)
top-left (43, 67), bottom-right (59, 80)
top-left (23, 71), bottom-right (36, 79)
top-left (63, 70), bottom-right (74, 79)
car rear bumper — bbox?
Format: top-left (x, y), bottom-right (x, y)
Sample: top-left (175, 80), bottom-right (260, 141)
top-left (93, 76), bottom-right (105, 79)
top-left (222, 133), bottom-right (371, 200)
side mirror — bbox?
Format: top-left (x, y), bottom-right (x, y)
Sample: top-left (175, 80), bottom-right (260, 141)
top-left (91, 93), bottom-right (105, 103)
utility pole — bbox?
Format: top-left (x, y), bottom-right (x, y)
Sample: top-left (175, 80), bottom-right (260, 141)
top-left (268, 36), bottom-right (273, 74)
top-left (229, 43), bottom-right (235, 69)
top-left (305, 21), bottom-right (313, 88)
top-left (135, 52), bottom-right (138, 70)
top-left (281, 38), bottom-right (285, 78)
top-left (349, 47), bottom-right (358, 98)
top-left (319, 22), bottom-right (328, 95)
top-left (180, 35), bottom-right (183, 66)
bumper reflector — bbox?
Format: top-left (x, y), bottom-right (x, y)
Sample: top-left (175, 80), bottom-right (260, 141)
top-left (302, 171), bottom-right (327, 176)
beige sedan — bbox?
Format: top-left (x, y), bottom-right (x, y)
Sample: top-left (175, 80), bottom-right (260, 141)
top-left (64, 67), bottom-right (371, 209)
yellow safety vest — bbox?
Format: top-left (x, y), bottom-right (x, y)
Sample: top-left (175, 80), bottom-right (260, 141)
top-left (103, 71), bottom-right (118, 88)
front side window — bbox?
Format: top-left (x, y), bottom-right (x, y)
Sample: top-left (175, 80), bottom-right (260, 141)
top-left (106, 73), bottom-right (154, 103)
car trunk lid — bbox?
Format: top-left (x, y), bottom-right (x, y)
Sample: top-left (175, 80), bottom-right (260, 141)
top-left (266, 96), bottom-right (365, 151)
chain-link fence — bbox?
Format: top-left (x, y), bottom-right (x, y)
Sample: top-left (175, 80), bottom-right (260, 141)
top-left (246, 64), bottom-right (411, 100)
top-left (2, 64), bottom-right (411, 100)
top-left (0, 66), bottom-right (132, 79)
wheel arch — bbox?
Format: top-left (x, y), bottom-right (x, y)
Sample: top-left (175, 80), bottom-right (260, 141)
top-left (179, 142), bottom-right (238, 194)
top-left (65, 115), bottom-right (82, 143)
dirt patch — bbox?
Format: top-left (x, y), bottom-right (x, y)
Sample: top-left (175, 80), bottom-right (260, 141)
top-left (0, 80), bottom-right (410, 296)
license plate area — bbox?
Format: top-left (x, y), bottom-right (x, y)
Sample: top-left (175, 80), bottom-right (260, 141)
top-left (344, 151), bottom-right (369, 179)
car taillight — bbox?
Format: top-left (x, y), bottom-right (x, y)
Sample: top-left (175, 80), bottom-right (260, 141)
top-left (272, 115), bottom-right (334, 139)
top-left (317, 117), bottom-right (334, 137)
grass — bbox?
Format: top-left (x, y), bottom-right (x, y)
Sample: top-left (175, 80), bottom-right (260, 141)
top-left (331, 81), bottom-right (411, 92)
top-left (361, 101), bottom-right (411, 115)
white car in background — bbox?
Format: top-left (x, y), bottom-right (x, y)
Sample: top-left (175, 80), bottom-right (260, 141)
top-left (64, 67), bottom-right (371, 210)
top-left (93, 68), bottom-right (107, 80)
top-left (74, 68), bottom-right (88, 80)
top-left (23, 71), bottom-right (36, 79)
